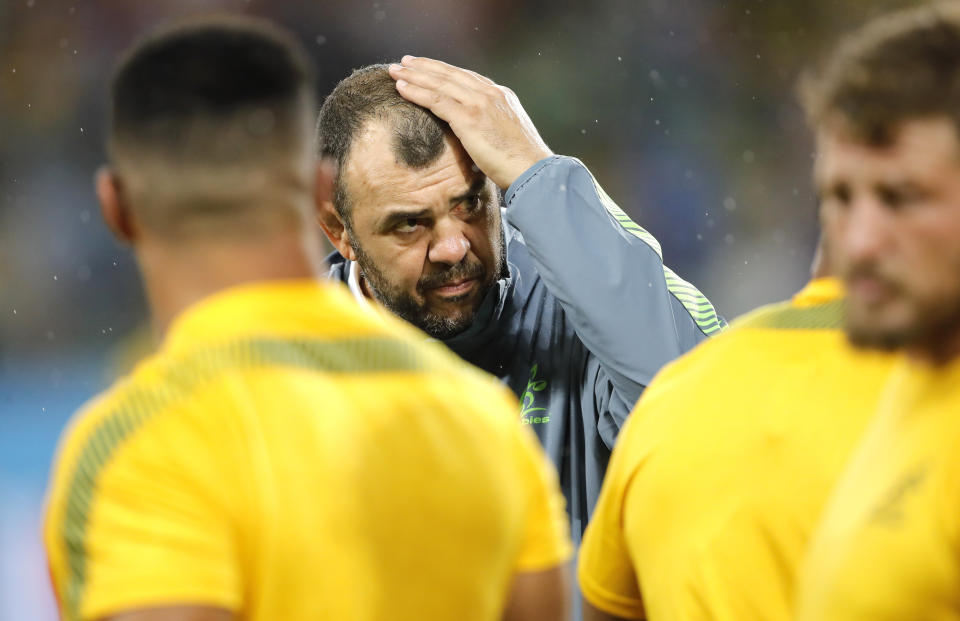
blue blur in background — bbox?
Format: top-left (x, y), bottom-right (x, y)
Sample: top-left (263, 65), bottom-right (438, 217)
top-left (1, 358), bottom-right (105, 619)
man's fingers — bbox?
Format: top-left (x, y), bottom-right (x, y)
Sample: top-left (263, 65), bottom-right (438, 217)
top-left (393, 78), bottom-right (456, 121)
top-left (393, 55), bottom-right (548, 189)
top-left (403, 55), bottom-right (495, 85)
top-left (400, 55), bottom-right (459, 74)
top-left (400, 55), bottom-right (495, 91)
top-left (389, 63), bottom-right (481, 106)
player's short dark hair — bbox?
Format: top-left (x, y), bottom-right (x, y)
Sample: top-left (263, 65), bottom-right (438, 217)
top-left (800, 3), bottom-right (960, 145)
top-left (110, 14), bottom-right (316, 233)
top-left (315, 64), bottom-right (449, 224)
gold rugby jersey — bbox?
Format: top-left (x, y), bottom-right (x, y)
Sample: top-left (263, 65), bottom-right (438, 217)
top-left (579, 278), bottom-right (892, 620)
top-left (44, 280), bottom-right (571, 621)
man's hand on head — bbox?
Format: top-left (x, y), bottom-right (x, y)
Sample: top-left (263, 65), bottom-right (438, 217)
top-left (389, 56), bottom-right (552, 191)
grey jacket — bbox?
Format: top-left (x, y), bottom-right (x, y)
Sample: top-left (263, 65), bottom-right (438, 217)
top-left (327, 155), bottom-right (724, 542)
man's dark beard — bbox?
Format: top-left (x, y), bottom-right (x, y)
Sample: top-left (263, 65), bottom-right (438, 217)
top-left (844, 266), bottom-right (910, 351)
top-left (848, 299), bottom-right (960, 356)
top-left (351, 235), bottom-right (505, 339)
top-left (846, 319), bottom-right (913, 351)
top-left (845, 264), bottom-right (960, 357)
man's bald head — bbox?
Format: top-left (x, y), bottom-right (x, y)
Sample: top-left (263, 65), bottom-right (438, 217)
top-left (315, 64), bottom-right (452, 227)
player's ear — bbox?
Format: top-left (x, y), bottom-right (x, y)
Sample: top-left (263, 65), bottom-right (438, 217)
top-left (96, 167), bottom-right (138, 244)
top-left (314, 159), bottom-right (357, 261)
top-left (810, 231), bottom-right (833, 280)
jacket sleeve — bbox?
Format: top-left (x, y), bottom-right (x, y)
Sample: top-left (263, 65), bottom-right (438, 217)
top-left (504, 155), bottom-right (724, 433)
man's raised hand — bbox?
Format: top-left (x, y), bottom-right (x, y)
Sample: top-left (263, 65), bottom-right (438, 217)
top-left (389, 56), bottom-right (552, 190)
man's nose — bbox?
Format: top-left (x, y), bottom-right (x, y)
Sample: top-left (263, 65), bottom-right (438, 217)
top-left (843, 197), bottom-right (894, 265)
top-left (427, 218), bottom-right (470, 266)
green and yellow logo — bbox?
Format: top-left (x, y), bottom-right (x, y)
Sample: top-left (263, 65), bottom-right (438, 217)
top-left (520, 363), bottom-right (549, 425)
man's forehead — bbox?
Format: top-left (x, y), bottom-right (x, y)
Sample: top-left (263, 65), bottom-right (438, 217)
top-left (814, 118), bottom-right (960, 183)
top-left (342, 118), bottom-right (483, 207)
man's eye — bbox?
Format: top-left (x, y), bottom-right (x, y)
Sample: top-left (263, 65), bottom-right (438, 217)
top-left (878, 187), bottom-right (921, 211)
top-left (881, 191), bottom-right (903, 209)
top-left (395, 218), bottom-right (421, 234)
top-left (818, 183), bottom-right (851, 213)
top-left (831, 183), bottom-right (851, 206)
top-left (463, 195), bottom-right (484, 213)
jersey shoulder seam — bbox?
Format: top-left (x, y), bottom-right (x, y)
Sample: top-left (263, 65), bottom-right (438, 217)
top-left (733, 298), bottom-right (845, 331)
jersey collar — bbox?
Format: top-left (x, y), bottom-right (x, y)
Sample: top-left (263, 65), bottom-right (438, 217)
top-left (161, 279), bottom-right (356, 356)
top-left (792, 277), bottom-right (844, 307)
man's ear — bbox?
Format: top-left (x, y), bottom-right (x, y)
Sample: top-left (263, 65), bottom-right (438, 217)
top-left (810, 231), bottom-right (832, 280)
top-left (96, 167), bottom-right (138, 244)
top-left (314, 160), bottom-right (357, 261)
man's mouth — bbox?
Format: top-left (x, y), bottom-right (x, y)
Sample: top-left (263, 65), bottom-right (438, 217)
top-left (848, 274), bottom-right (896, 306)
top-left (429, 277), bottom-right (478, 298)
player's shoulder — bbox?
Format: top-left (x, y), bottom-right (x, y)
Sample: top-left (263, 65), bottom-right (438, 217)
top-left (728, 277), bottom-right (845, 332)
top-left (653, 288), bottom-right (844, 388)
top-left (656, 281), bottom-right (848, 386)
top-left (731, 297), bottom-right (843, 332)
top-left (619, 292), bottom-right (845, 448)
top-left (49, 353), bottom-right (175, 478)
top-left (642, 305), bottom-right (787, 394)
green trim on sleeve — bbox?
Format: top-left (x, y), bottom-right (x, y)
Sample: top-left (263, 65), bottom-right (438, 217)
top-left (583, 162), bottom-right (726, 336)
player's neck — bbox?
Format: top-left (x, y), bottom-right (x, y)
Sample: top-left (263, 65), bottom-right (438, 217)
top-left (138, 229), bottom-right (325, 339)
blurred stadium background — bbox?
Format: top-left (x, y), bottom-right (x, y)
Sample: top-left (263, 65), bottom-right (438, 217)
top-left (0, 0), bottom-right (922, 617)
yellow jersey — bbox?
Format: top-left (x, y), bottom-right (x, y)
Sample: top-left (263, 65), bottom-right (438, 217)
top-left (578, 278), bottom-right (893, 620)
top-left (797, 354), bottom-right (960, 620)
top-left (44, 280), bottom-right (571, 621)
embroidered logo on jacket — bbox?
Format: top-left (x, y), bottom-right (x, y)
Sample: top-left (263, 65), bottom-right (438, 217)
top-left (520, 363), bottom-right (549, 425)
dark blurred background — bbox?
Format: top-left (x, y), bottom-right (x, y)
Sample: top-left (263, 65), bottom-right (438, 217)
top-left (0, 0), bottom-right (922, 617)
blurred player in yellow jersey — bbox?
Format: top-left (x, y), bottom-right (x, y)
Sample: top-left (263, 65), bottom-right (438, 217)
top-left (576, 238), bottom-right (894, 621)
top-left (42, 16), bottom-right (572, 621)
top-left (795, 4), bottom-right (960, 619)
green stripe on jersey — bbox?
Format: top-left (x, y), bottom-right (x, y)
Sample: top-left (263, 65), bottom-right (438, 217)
top-left (733, 298), bottom-right (845, 331)
top-left (582, 163), bottom-right (726, 336)
top-left (59, 336), bottom-right (438, 621)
